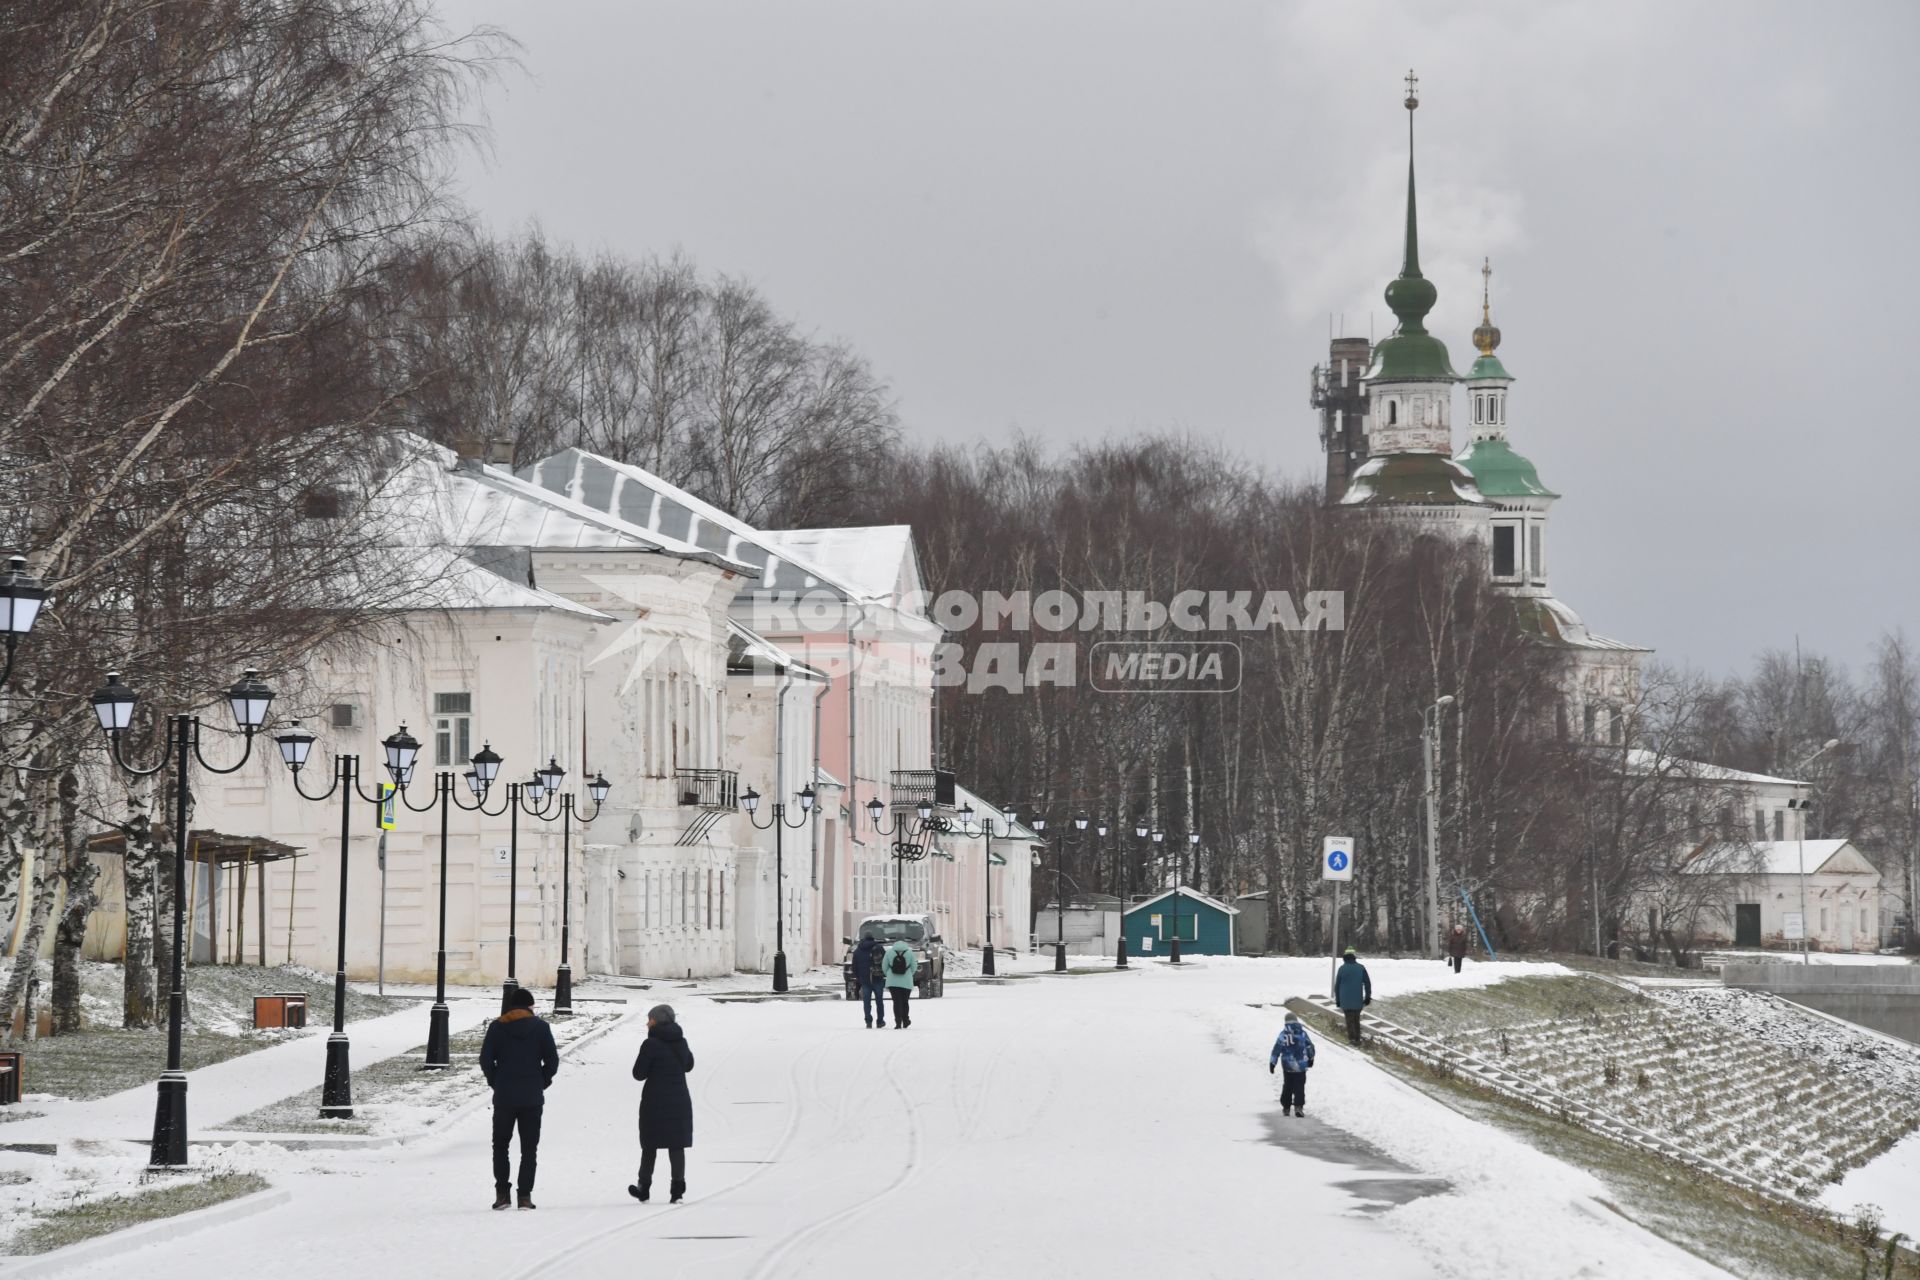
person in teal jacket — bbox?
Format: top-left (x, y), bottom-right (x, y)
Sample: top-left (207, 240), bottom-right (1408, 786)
top-left (1333, 948), bottom-right (1372, 1046)
top-left (882, 938), bottom-right (917, 1029)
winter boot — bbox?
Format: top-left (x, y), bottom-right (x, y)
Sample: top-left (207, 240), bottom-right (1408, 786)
top-left (670, 1180), bottom-right (686, 1204)
top-left (1294, 1108), bottom-right (1305, 1119)
top-left (1282, 1105), bottom-right (1291, 1116)
top-left (493, 1189), bottom-right (511, 1211)
top-left (517, 1192), bottom-right (536, 1210)
top-left (629, 1182), bottom-right (649, 1203)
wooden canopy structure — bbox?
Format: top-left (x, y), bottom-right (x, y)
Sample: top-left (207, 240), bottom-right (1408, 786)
top-left (86, 829), bottom-right (304, 966)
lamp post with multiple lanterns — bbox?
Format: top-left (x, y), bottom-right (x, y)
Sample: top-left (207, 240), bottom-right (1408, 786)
top-left (518, 758), bottom-right (608, 1016)
top-left (865, 793), bottom-right (951, 913)
top-left (954, 802), bottom-right (1017, 976)
top-left (741, 782), bottom-right (817, 993)
top-left (91, 668), bottom-right (275, 1165)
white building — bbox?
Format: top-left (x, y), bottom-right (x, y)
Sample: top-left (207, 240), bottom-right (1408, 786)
top-left (1681, 839), bottom-right (1883, 952)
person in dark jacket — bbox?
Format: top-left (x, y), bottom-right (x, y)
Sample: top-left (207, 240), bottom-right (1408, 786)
top-left (1333, 948), bottom-right (1372, 1046)
top-left (1447, 924), bottom-right (1469, 974)
top-left (851, 930), bottom-right (887, 1028)
top-left (480, 986), bottom-right (559, 1210)
top-left (628, 1004), bottom-right (695, 1204)
top-left (1269, 1011), bottom-right (1317, 1116)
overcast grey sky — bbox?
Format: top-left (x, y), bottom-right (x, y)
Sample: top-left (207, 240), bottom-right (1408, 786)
top-left (445, 0), bottom-right (1919, 677)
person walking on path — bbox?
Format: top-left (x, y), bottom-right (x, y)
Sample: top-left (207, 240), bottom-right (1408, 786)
top-left (629, 1004), bottom-right (695, 1204)
top-left (883, 935), bottom-right (917, 1029)
top-left (480, 985), bottom-right (559, 1210)
top-left (1334, 947), bottom-right (1372, 1046)
top-left (1269, 1011), bottom-right (1317, 1117)
top-left (852, 929), bottom-right (888, 1028)
top-left (1447, 924), bottom-right (1469, 974)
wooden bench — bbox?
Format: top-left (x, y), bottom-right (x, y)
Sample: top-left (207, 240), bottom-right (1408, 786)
top-left (0, 1050), bottom-right (22, 1105)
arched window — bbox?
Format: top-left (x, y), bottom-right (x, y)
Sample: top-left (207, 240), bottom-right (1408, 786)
top-left (1384, 400), bottom-right (1397, 426)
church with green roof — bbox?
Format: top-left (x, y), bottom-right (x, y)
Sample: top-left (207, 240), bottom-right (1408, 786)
top-left (1310, 73), bottom-right (1649, 744)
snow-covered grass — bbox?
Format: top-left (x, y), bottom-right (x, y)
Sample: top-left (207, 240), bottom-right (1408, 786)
top-left (1373, 973), bottom-right (1920, 1199)
top-left (1702, 949), bottom-right (1918, 969)
top-left (1, 1171), bottom-right (268, 1256)
top-left (213, 1005), bottom-right (626, 1137)
top-left (7, 962), bottom-right (404, 1103)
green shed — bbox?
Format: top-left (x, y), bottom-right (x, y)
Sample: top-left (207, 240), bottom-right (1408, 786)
top-left (1121, 886), bottom-right (1238, 958)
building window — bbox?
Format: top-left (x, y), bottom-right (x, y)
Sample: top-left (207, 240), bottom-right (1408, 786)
top-left (1820, 908), bottom-right (1829, 934)
top-left (1530, 525), bottom-right (1544, 580)
top-left (434, 692), bottom-right (472, 767)
top-left (1555, 702), bottom-right (1568, 740)
top-left (1492, 525), bottom-right (1517, 577)
top-left (1861, 908), bottom-right (1869, 935)
top-left (1608, 708), bottom-right (1623, 746)
top-left (1773, 810), bottom-right (1784, 841)
top-left (1385, 400), bottom-right (1398, 426)
top-left (300, 488), bottom-right (343, 519)
top-left (1584, 704), bottom-right (1597, 740)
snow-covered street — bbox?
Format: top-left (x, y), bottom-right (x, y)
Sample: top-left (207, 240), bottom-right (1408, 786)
top-left (26, 958), bottom-right (1737, 1280)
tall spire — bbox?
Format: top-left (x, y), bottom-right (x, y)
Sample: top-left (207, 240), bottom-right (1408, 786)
top-left (1402, 69), bottom-right (1421, 277)
top-left (1383, 70), bottom-right (1437, 337)
top-left (1473, 257), bottom-right (1501, 357)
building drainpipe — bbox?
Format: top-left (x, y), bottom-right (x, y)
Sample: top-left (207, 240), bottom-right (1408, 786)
top-left (810, 677), bottom-right (828, 893)
top-left (774, 665), bottom-right (794, 977)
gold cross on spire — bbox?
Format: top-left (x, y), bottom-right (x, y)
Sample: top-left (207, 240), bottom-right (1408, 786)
top-left (1481, 256), bottom-right (1492, 324)
top-left (1404, 69), bottom-right (1419, 111)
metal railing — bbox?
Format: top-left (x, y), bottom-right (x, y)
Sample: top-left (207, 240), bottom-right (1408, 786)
top-left (888, 768), bottom-right (956, 810)
top-left (675, 768), bottom-right (738, 810)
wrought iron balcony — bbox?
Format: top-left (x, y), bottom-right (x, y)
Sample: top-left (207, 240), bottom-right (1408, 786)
top-left (675, 768), bottom-right (739, 810)
top-left (888, 768), bottom-right (956, 811)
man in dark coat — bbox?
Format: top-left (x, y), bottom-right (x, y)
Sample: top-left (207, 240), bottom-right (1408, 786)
top-left (1333, 947), bottom-right (1372, 1046)
top-left (629, 1003), bottom-right (695, 1204)
top-left (480, 985), bottom-right (559, 1209)
top-left (852, 929), bottom-right (887, 1028)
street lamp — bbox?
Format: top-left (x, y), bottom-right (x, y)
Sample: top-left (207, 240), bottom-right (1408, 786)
top-left (866, 792), bottom-right (954, 913)
top-left (1790, 738), bottom-right (1844, 965)
top-left (518, 766), bottom-right (607, 1016)
top-left (742, 782), bottom-right (817, 992)
top-left (390, 737), bottom-right (516, 1063)
top-left (954, 802), bottom-right (1016, 976)
top-left (278, 719), bottom-right (440, 1105)
top-left (0, 556), bottom-right (47, 689)
top-left (488, 768), bottom-right (563, 1016)
top-left (1423, 694), bottom-right (1456, 959)
top-left (93, 667), bottom-right (273, 1165)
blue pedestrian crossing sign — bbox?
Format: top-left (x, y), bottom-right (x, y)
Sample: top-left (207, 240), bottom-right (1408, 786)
top-left (1322, 836), bottom-right (1353, 882)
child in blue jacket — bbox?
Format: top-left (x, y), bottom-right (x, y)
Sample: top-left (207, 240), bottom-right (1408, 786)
top-left (1269, 1011), bottom-right (1316, 1117)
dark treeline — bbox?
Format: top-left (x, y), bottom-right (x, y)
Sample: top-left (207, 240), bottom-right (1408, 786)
top-left (827, 438), bottom-right (1920, 959)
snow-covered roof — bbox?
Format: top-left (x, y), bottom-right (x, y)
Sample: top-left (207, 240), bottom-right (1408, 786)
top-left (1123, 886), bottom-right (1240, 916)
top-left (1625, 749), bottom-right (1808, 789)
top-left (520, 448), bottom-right (865, 600)
top-left (1512, 596), bottom-right (1650, 653)
top-left (815, 765), bottom-right (845, 791)
top-left (764, 525), bottom-right (921, 605)
top-left (394, 547), bottom-right (612, 621)
top-left (951, 784), bottom-right (1043, 842)
top-left (1681, 840), bottom-right (1875, 878)
top-left (726, 620), bottom-right (827, 679)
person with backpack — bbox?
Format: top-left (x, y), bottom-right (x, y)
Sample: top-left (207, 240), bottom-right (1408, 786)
top-left (480, 985), bottom-right (559, 1210)
top-left (852, 929), bottom-right (887, 1028)
top-left (1334, 947), bottom-right (1372, 1046)
top-left (1269, 1011), bottom-right (1317, 1117)
top-left (883, 935), bottom-right (917, 1029)
top-left (628, 1004), bottom-right (695, 1205)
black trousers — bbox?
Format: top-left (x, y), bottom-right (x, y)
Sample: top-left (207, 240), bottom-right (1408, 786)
top-left (1280, 1070), bottom-right (1306, 1110)
top-left (889, 987), bottom-right (911, 1027)
top-left (639, 1144), bottom-right (686, 1188)
top-left (492, 1102), bottom-right (542, 1193)
top-left (1343, 1008), bottom-right (1363, 1045)
top-left (1450, 954), bottom-right (1463, 973)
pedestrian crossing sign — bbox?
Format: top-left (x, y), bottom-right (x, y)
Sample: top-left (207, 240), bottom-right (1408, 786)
top-left (379, 783), bottom-right (397, 830)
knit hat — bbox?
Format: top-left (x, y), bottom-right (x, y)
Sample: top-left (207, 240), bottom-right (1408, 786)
top-left (1283, 1011), bottom-right (1300, 1023)
top-left (510, 986), bottom-right (535, 1009)
top-left (1343, 947), bottom-right (1357, 957)
top-left (647, 1004), bottom-right (676, 1024)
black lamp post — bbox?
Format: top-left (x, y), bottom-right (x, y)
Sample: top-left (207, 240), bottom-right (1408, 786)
top-left (1172, 830), bottom-right (1199, 964)
top-left (866, 793), bottom-right (949, 913)
top-left (93, 667), bottom-right (274, 1165)
top-left (391, 734), bottom-right (510, 1064)
top-left (276, 720), bottom-right (434, 1107)
top-left (0, 556), bottom-right (47, 689)
top-left (492, 766), bottom-right (560, 1015)
top-left (955, 802), bottom-right (1016, 977)
top-left (519, 760), bottom-right (607, 1017)
top-left (741, 782), bottom-right (817, 993)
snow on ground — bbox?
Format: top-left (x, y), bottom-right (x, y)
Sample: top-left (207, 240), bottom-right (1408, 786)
top-left (1654, 985), bottom-right (1920, 1095)
top-left (15, 956), bottom-right (1739, 1280)
top-left (1703, 949), bottom-right (1917, 969)
top-left (1826, 1126), bottom-right (1920, 1244)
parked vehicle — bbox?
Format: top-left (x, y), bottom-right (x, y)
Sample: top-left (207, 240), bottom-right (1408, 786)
top-left (842, 914), bottom-right (947, 1000)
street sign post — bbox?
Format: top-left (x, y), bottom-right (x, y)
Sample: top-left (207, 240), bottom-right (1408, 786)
top-left (1324, 836), bottom-right (1354, 995)
top-left (378, 783), bottom-right (397, 831)
top-left (1783, 911), bottom-right (1805, 942)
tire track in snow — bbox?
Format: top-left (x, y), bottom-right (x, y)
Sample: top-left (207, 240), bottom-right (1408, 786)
top-left (503, 1028), bottom-right (834, 1280)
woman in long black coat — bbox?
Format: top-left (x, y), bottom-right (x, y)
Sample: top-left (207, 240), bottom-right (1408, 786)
top-left (628, 1004), bottom-right (695, 1204)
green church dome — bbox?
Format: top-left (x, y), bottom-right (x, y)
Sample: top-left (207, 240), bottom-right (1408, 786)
top-left (1455, 437), bottom-right (1556, 500)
